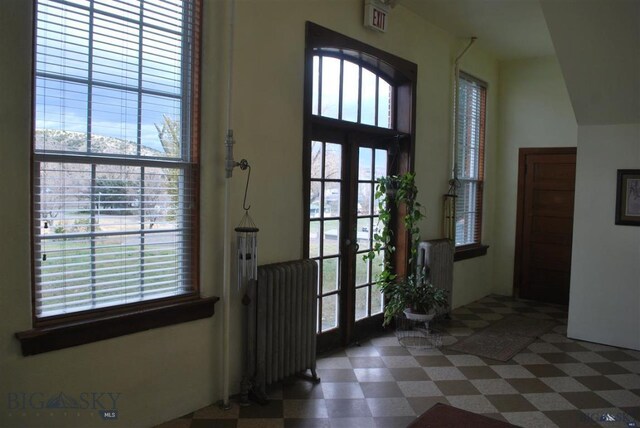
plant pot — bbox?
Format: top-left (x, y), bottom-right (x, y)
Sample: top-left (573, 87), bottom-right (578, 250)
top-left (403, 308), bottom-right (436, 322)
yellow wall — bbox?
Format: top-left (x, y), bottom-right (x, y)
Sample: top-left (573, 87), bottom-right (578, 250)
top-left (0, 1), bottom-right (500, 426)
top-left (492, 57), bottom-right (577, 296)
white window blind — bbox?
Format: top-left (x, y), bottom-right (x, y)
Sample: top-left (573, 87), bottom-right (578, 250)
top-left (455, 73), bottom-right (486, 247)
top-left (33, 0), bottom-right (199, 318)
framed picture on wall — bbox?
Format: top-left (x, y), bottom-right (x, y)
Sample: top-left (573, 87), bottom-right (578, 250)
top-left (615, 169), bottom-right (640, 226)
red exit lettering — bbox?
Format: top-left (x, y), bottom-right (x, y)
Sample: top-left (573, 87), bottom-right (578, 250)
top-left (373, 9), bottom-right (386, 30)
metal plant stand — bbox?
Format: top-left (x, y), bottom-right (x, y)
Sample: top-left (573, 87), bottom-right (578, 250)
top-left (395, 313), bottom-right (443, 349)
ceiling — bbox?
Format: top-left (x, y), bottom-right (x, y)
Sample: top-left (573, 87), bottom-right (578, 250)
top-left (400, 0), bottom-right (556, 59)
top-left (540, 0), bottom-right (640, 124)
top-left (399, 0), bottom-right (640, 124)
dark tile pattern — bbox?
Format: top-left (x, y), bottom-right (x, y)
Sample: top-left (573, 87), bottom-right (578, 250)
top-left (486, 393), bottom-right (538, 412)
top-left (507, 378), bottom-right (554, 394)
top-left (155, 295), bottom-right (640, 428)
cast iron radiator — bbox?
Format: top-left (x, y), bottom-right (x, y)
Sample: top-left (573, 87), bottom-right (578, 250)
top-left (242, 259), bottom-right (320, 404)
top-left (417, 239), bottom-right (454, 313)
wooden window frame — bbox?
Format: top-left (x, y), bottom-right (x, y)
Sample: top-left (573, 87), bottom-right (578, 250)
top-left (16, 0), bottom-right (216, 356)
top-left (454, 72), bottom-right (488, 262)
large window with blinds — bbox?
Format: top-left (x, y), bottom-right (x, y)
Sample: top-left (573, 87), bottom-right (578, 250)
top-left (32, 0), bottom-right (201, 320)
top-left (455, 72), bottom-right (487, 250)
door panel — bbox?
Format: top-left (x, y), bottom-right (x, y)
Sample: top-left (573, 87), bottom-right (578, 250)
top-left (310, 139), bottom-right (388, 350)
top-left (309, 141), bottom-right (343, 338)
top-left (532, 189), bottom-right (574, 215)
top-left (531, 217), bottom-right (573, 245)
top-left (515, 148), bottom-right (576, 305)
top-left (533, 162), bottom-right (576, 182)
top-left (352, 147), bottom-right (386, 328)
top-left (530, 242), bottom-right (572, 269)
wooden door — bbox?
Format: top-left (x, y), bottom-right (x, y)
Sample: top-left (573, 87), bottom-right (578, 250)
top-left (308, 136), bottom-right (391, 352)
top-left (514, 148), bottom-right (576, 305)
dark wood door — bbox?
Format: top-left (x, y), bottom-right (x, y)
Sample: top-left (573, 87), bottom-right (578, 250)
top-left (309, 136), bottom-right (390, 353)
top-left (515, 148), bottom-right (576, 305)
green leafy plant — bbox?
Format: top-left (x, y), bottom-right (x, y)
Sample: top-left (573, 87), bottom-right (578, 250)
top-left (383, 269), bottom-right (448, 322)
top-left (364, 172), bottom-right (448, 325)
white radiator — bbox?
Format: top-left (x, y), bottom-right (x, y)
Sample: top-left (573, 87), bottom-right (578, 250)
top-left (417, 239), bottom-right (454, 313)
top-left (243, 259), bottom-right (319, 404)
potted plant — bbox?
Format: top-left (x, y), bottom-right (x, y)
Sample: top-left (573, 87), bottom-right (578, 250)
top-left (365, 172), bottom-right (448, 326)
top-left (398, 268), bottom-right (448, 322)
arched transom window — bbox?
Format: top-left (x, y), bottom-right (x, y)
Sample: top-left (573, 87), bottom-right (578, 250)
top-left (311, 56), bottom-right (393, 129)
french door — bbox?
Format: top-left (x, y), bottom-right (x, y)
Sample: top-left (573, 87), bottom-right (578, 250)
top-left (308, 134), bottom-right (394, 350)
top-left (304, 23), bottom-right (417, 351)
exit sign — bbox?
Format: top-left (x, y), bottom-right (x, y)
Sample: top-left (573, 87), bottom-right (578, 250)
top-left (364, 0), bottom-right (389, 32)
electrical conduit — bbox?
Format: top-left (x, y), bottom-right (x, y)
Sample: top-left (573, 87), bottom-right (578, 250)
top-left (222, 0), bottom-right (237, 410)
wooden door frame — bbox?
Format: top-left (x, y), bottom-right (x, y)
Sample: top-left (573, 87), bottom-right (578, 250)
top-left (513, 147), bottom-right (577, 299)
top-left (304, 22), bottom-right (417, 352)
top-left (313, 132), bottom-right (403, 353)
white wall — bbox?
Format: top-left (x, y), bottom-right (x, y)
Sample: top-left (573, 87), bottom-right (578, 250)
top-left (0, 1), bottom-right (500, 426)
top-left (492, 57), bottom-right (577, 296)
top-left (568, 124), bottom-right (640, 350)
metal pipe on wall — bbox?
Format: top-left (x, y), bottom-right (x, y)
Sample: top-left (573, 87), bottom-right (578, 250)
top-left (450, 37), bottom-right (476, 178)
top-left (221, 0), bottom-right (237, 410)
top-left (446, 37), bottom-right (476, 240)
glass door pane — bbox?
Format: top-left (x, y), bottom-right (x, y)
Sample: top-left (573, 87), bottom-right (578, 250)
top-left (309, 140), bottom-right (343, 333)
top-left (354, 147), bottom-right (387, 321)
top-left (308, 139), bottom-right (389, 345)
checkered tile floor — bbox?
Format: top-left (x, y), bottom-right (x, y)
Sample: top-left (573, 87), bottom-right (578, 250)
top-left (157, 295), bottom-right (640, 428)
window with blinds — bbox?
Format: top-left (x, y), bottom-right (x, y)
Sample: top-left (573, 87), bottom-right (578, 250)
top-left (455, 72), bottom-right (487, 247)
top-left (33, 0), bottom-right (200, 319)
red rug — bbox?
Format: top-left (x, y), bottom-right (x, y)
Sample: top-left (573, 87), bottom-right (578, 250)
top-left (407, 403), bottom-right (517, 428)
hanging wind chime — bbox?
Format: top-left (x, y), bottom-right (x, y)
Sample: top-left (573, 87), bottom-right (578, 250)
top-left (235, 159), bottom-right (259, 407)
top-left (235, 159), bottom-right (258, 295)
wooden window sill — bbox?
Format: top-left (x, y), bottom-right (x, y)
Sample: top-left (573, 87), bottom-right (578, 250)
top-left (454, 244), bottom-right (489, 262)
top-left (15, 296), bottom-right (219, 356)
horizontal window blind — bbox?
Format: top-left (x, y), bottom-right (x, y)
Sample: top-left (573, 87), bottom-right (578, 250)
top-left (455, 73), bottom-right (486, 247)
top-left (33, 0), bottom-right (200, 318)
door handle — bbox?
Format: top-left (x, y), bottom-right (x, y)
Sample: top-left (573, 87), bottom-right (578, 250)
top-left (344, 238), bottom-right (360, 252)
